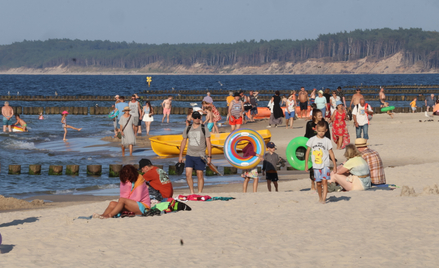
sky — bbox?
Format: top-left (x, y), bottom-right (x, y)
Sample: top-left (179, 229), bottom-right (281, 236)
top-left (1, 0), bottom-right (438, 45)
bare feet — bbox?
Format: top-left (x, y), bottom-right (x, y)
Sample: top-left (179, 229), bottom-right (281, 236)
top-left (63, 139), bottom-right (68, 141)
top-left (78, 128), bottom-right (82, 131)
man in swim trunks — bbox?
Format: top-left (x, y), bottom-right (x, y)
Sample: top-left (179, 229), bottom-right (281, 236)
top-left (2, 101), bottom-right (14, 132)
top-left (161, 95), bottom-right (173, 123)
top-left (425, 93), bottom-right (436, 112)
top-left (12, 114), bottom-right (28, 132)
top-left (350, 88), bottom-right (364, 110)
top-left (298, 87), bottom-right (309, 118)
top-left (379, 87), bottom-right (386, 107)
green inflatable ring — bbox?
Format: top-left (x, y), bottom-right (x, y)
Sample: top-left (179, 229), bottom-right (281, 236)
top-left (381, 106), bottom-right (395, 112)
top-left (286, 137), bottom-right (312, 171)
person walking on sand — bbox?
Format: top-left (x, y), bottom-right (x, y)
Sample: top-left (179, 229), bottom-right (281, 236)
top-left (350, 88), bottom-right (364, 111)
top-left (262, 142), bottom-right (280, 192)
top-left (203, 106), bottom-right (214, 132)
top-left (115, 96), bottom-right (128, 129)
top-left (352, 98), bottom-right (373, 140)
top-left (228, 92), bottom-right (244, 131)
top-left (305, 121), bottom-right (337, 204)
top-left (285, 94), bottom-right (295, 129)
top-left (161, 95), bottom-right (173, 123)
top-left (410, 97), bottom-right (417, 113)
top-left (298, 87), bottom-right (309, 118)
top-left (142, 101), bottom-right (154, 135)
top-left (118, 107), bottom-right (136, 156)
top-left (241, 143), bottom-right (260, 193)
top-left (248, 90), bottom-right (258, 122)
top-left (129, 95), bottom-right (142, 136)
top-left (61, 111), bottom-right (81, 141)
top-left (268, 91), bottom-right (283, 128)
top-left (379, 87), bottom-right (386, 107)
top-left (330, 91), bottom-right (341, 115)
top-left (2, 101), bottom-right (14, 132)
top-left (336, 86), bottom-right (346, 107)
top-left (178, 111), bottom-right (212, 194)
top-left (331, 101), bottom-right (350, 150)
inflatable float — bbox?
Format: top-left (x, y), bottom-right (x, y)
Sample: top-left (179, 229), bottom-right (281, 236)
top-left (246, 106), bottom-right (311, 119)
top-left (286, 137), bottom-right (312, 170)
top-left (108, 110), bottom-right (119, 119)
top-left (381, 106), bottom-right (395, 112)
top-left (12, 126), bottom-right (25, 132)
top-left (224, 128), bottom-right (266, 169)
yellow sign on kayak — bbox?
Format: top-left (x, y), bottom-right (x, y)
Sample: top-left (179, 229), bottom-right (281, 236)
top-left (146, 76), bottom-right (152, 87)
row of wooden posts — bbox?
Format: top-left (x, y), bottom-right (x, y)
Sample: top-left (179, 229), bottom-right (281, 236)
top-left (7, 104), bottom-right (433, 116)
top-left (6, 164), bottom-right (262, 176)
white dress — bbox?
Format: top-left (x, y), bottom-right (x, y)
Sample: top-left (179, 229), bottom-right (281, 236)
top-left (142, 106), bottom-right (154, 122)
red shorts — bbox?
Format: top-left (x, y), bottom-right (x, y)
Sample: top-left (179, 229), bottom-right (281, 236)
top-left (229, 116), bottom-right (242, 125)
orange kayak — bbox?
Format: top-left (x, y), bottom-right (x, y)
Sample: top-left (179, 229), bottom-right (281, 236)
top-left (247, 106), bottom-right (311, 119)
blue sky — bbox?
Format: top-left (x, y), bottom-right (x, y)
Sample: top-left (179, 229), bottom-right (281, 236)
top-left (1, 0), bottom-right (438, 45)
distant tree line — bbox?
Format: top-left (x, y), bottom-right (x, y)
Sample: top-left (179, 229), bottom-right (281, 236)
top-left (0, 28), bottom-right (438, 70)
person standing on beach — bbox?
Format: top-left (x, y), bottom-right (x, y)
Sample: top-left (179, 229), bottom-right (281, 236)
top-left (226, 92), bottom-right (234, 121)
top-left (228, 92), bottom-right (244, 131)
top-left (133, 94), bottom-right (143, 134)
top-left (178, 111), bottom-right (212, 194)
top-left (2, 101), bottom-right (14, 132)
top-left (352, 98), bottom-right (373, 140)
top-left (305, 121), bottom-right (337, 204)
top-left (129, 95), bottom-right (142, 136)
top-left (298, 87), bottom-right (309, 118)
top-left (410, 97), bottom-right (417, 113)
top-left (161, 95), bottom-right (173, 123)
top-left (115, 96), bottom-right (128, 128)
top-left (268, 91), bottom-right (283, 128)
top-left (330, 91), bottom-right (341, 115)
top-left (248, 90), bottom-right (258, 122)
top-left (262, 142), bottom-right (280, 192)
top-left (203, 92), bottom-right (213, 104)
top-left (118, 107), bottom-right (136, 156)
top-left (285, 94), bottom-right (295, 129)
top-left (350, 89), bottom-right (364, 111)
top-left (336, 86), bottom-right (346, 107)
top-left (379, 87), bottom-right (386, 107)
top-left (425, 94), bottom-right (436, 112)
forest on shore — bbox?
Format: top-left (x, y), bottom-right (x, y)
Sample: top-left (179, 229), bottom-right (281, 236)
top-left (0, 28), bottom-right (438, 72)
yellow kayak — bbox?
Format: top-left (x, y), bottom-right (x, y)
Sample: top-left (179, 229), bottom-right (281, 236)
top-left (149, 129), bottom-right (271, 157)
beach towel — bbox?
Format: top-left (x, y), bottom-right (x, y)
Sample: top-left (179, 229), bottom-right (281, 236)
top-left (177, 194), bottom-right (212, 201)
top-left (206, 197), bottom-right (236, 201)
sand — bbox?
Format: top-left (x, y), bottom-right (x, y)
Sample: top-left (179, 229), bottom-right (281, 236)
top-left (2, 113), bottom-right (439, 266)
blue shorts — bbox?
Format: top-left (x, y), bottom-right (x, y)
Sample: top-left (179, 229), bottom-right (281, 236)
top-left (207, 122), bottom-right (214, 132)
top-left (137, 202), bottom-right (147, 214)
top-left (313, 167), bottom-right (331, 182)
top-left (250, 107), bottom-right (258, 115)
top-left (3, 117), bottom-right (12, 126)
top-left (185, 155), bottom-right (206, 171)
top-left (285, 111), bottom-right (295, 119)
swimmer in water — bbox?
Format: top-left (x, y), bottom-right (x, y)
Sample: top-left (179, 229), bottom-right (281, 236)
top-left (39, 112), bottom-right (44, 120)
top-left (61, 111), bottom-right (82, 141)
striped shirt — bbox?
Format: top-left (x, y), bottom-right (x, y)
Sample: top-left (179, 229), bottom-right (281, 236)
top-left (361, 148), bottom-right (386, 185)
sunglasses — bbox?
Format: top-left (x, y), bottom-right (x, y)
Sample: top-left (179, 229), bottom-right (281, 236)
top-left (193, 116), bottom-right (201, 119)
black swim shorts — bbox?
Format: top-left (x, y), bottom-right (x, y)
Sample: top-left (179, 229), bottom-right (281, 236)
top-left (300, 102), bottom-right (308, 111)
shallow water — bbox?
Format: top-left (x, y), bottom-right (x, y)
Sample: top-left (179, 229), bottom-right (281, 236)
top-left (1, 74), bottom-right (438, 198)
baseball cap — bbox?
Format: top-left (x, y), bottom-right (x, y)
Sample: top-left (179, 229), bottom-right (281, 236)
top-left (192, 111), bottom-right (201, 119)
top-left (267, 142), bottom-right (275, 148)
top-left (138, 159), bottom-right (153, 170)
top-left (234, 92), bottom-right (240, 97)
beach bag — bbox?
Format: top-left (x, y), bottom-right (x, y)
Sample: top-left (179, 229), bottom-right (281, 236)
top-left (244, 103), bottom-right (252, 111)
top-left (117, 115), bottom-right (132, 139)
top-left (145, 181), bottom-right (163, 201)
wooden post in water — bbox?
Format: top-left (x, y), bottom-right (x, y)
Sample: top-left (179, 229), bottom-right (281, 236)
top-left (223, 166), bottom-right (238, 175)
top-left (168, 165), bottom-right (177, 175)
top-left (87, 165), bottom-right (102, 176)
top-left (8, 165), bottom-right (21, 175)
top-left (49, 165), bottom-right (63, 175)
top-left (66, 165), bottom-right (80, 175)
top-left (29, 165), bottom-right (41, 175)
top-left (205, 165), bottom-right (218, 176)
top-left (109, 164), bottom-right (123, 177)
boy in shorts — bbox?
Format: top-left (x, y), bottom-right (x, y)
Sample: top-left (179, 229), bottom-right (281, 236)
top-left (305, 121), bottom-right (337, 204)
top-left (161, 95), bottom-right (173, 123)
top-left (12, 114), bottom-right (28, 131)
top-left (262, 142), bottom-right (280, 192)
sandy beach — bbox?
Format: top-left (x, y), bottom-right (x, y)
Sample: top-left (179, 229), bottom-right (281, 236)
top-left (2, 112), bottom-right (439, 266)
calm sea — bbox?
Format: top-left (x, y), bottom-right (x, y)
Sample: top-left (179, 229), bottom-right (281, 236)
top-left (1, 74), bottom-right (438, 199)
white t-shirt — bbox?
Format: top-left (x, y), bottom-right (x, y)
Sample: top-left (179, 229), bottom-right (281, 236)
top-left (352, 104), bottom-right (373, 126)
top-left (287, 99), bottom-right (295, 112)
top-left (306, 136), bottom-right (333, 169)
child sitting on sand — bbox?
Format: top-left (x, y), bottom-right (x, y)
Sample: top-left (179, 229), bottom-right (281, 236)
top-left (305, 121), bottom-right (337, 204)
top-left (383, 102), bottom-right (394, 118)
top-left (410, 97), bottom-right (417, 113)
top-left (203, 106), bottom-right (214, 132)
top-left (61, 111), bottom-right (82, 141)
top-left (13, 114), bottom-right (28, 131)
top-left (262, 142), bottom-right (280, 192)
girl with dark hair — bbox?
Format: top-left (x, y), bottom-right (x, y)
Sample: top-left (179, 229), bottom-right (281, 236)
top-left (268, 90), bottom-right (284, 128)
top-left (142, 101), bottom-right (154, 135)
top-left (96, 165), bottom-right (151, 218)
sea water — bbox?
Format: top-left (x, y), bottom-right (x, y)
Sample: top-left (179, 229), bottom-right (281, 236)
top-left (0, 74), bottom-right (438, 198)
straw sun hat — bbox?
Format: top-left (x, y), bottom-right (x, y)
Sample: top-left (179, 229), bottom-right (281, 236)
top-left (355, 138), bottom-right (368, 148)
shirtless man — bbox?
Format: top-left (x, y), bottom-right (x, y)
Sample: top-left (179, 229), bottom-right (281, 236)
top-left (298, 87), bottom-right (309, 118)
top-left (350, 88), bottom-right (364, 110)
top-left (161, 95), bottom-right (173, 123)
top-left (2, 101), bottom-right (14, 132)
top-left (379, 87), bottom-right (386, 107)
